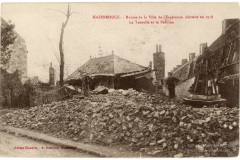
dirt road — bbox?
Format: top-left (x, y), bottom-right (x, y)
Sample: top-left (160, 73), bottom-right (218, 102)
top-left (0, 131), bottom-right (94, 157)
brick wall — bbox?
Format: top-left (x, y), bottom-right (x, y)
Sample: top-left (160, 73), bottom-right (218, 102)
top-left (153, 52), bottom-right (165, 80)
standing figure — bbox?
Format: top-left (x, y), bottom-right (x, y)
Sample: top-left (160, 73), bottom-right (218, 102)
top-left (82, 73), bottom-right (90, 96)
top-left (166, 72), bottom-right (179, 99)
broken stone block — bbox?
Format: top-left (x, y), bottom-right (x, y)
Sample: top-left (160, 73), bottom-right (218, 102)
top-left (174, 153), bottom-right (183, 158)
top-left (195, 145), bottom-right (204, 152)
top-left (93, 86), bottom-right (108, 94)
top-left (108, 89), bottom-right (115, 93)
top-left (122, 90), bottom-right (129, 96)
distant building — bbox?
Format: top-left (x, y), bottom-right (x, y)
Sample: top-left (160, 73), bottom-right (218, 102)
top-left (29, 76), bottom-right (40, 85)
top-left (49, 62), bottom-right (55, 86)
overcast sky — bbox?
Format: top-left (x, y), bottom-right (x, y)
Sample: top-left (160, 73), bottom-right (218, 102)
top-left (2, 3), bottom-right (240, 82)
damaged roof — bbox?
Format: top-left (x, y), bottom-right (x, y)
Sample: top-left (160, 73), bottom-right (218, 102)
top-left (65, 54), bottom-right (149, 81)
top-left (208, 19), bottom-right (239, 53)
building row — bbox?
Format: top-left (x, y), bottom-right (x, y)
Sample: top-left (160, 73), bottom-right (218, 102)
top-left (165, 19), bottom-right (239, 107)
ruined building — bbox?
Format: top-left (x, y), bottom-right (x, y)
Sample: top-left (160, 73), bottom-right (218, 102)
top-left (153, 44), bottom-right (165, 85)
top-left (165, 19), bottom-right (239, 107)
top-left (65, 54), bottom-right (154, 91)
top-left (0, 18), bottom-right (28, 108)
top-left (1, 18), bottom-right (28, 83)
top-left (49, 62), bottom-right (55, 86)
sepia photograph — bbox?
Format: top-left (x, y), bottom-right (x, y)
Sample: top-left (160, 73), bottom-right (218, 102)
top-left (0, 2), bottom-right (239, 158)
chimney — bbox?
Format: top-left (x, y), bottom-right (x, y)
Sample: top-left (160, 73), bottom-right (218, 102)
top-left (177, 65), bottom-right (182, 69)
top-left (158, 44), bottom-right (162, 52)
top-left (173, 67), bottom-right (177, 72)
top-left (182, 59), bottom-right (188, 65)
top-left (222, 19), bottom-right (238, 35)
top-left (189, 53), bottom-right (196, 61)
top-left (199, 43), bottom-right (208, 55)
top-left (153, 44), bottom-right (165, 80)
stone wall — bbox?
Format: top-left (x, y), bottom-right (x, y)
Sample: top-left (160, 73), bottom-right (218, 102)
top-left (1, 18), bottom-right (28, 108)
top-left (0, 69), bottom-right (24, 108)
top-left (7, 32), bottom-right (28, 83)
top-left (1, 18), bottom-right (28, 84)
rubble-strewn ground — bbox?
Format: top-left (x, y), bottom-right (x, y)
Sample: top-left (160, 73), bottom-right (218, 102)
top-left (1, 89), bottom-right (239, 157)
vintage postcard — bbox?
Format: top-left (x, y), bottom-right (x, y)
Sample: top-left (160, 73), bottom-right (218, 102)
top-left (0, 2), bottom-right (239, 158)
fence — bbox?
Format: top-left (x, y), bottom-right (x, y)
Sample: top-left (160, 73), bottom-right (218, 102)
top-left (29, 86), bottom-right (71, 107)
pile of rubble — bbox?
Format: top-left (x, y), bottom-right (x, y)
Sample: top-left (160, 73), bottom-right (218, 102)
top-left (1, 89), bottom-right (239, 157)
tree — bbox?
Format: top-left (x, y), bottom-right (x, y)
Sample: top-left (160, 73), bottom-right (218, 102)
top-left (1, 19), bottom-right (17, 67)
top-left (58, 4), bottom-right (76, 86)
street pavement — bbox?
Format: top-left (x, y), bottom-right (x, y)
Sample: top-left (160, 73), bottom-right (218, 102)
top-left (0, 131), bottom-right (93, 157)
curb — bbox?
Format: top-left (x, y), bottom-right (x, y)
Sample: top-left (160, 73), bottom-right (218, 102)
top-left (0, 125), bottom-right (141, 157)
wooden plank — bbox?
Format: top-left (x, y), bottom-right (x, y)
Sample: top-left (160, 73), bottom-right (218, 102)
top-left (193, 74), bottom-right (199, 93)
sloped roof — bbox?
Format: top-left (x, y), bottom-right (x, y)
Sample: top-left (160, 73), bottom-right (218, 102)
top-left (208, 19), bottom-right (239, 53)
top-left (65, 54), bottom-right (149, 81)
top-left (208, 35), bottom-right (226, 53)
top-left (197, 19), bottom-right (239, 61)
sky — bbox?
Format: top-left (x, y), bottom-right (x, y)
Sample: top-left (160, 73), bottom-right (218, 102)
top-left (1, 2), bottom-right (240, 82)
